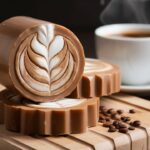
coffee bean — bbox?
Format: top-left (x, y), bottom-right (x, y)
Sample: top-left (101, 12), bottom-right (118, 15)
top-left (113, 120), bottom-right (119, 126)
top-left (100, 106), bottom-right (106, 111)
top-left (101, 109), bottom-right (108, 114)
top-left (102, 112), bottom-right (109, 117)
top-left (121, 116), bottom-right (131, 122)
top-left (125, 117), bottom-right (131, 121)
top-left (108, 128), bottom-right (117, 132)
top-left (111, 114), bottom-right (121, 120)
top-left (129, 122), bottom-right (133, 126)
top-left (108, 125), bottom-right (117, 132)
top-left (99, 115), bottom-right (106, 123)
top-left (117, 109), bottom-right (124, 114)
top-left (109, 125), bottom-right (116, 129)
top-left (128, 126), bottom-right (135, 130)
top-left (107, 108), bottom-right (116, 114)
top-left (121, 116), bottom-right (125, 121)
top-left (119, 128), bottom-right (128, 133)
top-left (100, 107), bottom-right (142, 133)
top-left (113, 120), bottom-right (121, 129)
top-left (129, 109), bottom-right (136, 113)
top-left (103, 122), bottom-right (112, 128)
top-left (132, 120), bottom-right (141, 127)
top-left (99, 116), bottom-right (105, 120)
top-left (118, 123), bottom-right (127, 128)
top-left (105, 117), bottom-right (111, 121)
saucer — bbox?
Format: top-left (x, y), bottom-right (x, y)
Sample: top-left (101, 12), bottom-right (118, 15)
top-left (121, 84), bottom-right (150, 92)
top-left (121, 84), bottom-right (150, 97)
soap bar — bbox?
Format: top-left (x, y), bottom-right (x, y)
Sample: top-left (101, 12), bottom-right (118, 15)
top-left (69, 58), bottom-right (120, 98)
top-left (0, 89), bottom-right (23, 124)
top-left (4, 92), bottom-right (99, 135)
top-left (0, 90), bottom-right (6, 124)
top-left (0, 16), bottom-right (85, 102)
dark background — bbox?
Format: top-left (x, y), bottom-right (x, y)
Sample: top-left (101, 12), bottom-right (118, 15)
top-left (0, 0), bottom-right (110, 58)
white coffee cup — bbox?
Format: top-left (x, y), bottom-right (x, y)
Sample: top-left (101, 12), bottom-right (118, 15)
top-left (95, 24), bottom-right (150, 85)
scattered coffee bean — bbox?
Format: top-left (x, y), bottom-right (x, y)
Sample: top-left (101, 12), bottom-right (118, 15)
top-left (113, 120), bottom-right (119, 126)
top-left (117, 109), bottom-right (124, 114)
top-left (111, 114), bottom-right (121, 120)
top-left (119, 128), bottom-right (128, 133)
top-left (129, 122), bottom-right (133, 126)
top-left (99, 115), bottom-right (106, 123)
top-left (128, 126), bottom-right (135, 130)
top-left (125, 117), bottom-right (131, 121)
top-left (105, 117), bottom-right (111, 121)
top-left (113, 120), bottom-right (121, 129)
top-left (99, 106), bottom-right (141, 134)
top-left (109, 125), bottom-right (116, 129)
top-left (99, 118), bottom-right (105, 122)
top-left (99, 116), bottom-right (105, 120)
top-left (108, 125), bottom-right (117, 132)
top-left (103, 122), bottom-right (112, 128)
top-left (107, 108), bottom-right (116, 114)
top-left (121, 116), bottom-right (131, 122)
top-left (103, 112), bottom-right (110, 117)
top-left (108, 127), bottom-right (117, 132)
top-left (101, 108), bottom-right (108, 114)
top-left (121, 116), bottom-right (126, 120)
top-left (118, 123), bottom-right (127, 128)
top-left (100, 106), bottom-right (106, 111)
top-left (129, 109), bottom-right (136, 114)
top-left (132, 120), bottom-right (141, 127)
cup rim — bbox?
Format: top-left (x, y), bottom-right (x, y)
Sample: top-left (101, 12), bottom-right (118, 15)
top-left (95, 23), bottom-right (150, 41)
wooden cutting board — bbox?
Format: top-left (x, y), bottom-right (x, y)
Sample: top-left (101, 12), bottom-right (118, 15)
top-left (0, 87), bottom-right (150, 150)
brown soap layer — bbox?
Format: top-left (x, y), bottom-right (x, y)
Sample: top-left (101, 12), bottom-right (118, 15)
top-left (0, 89), bottom-right (23, 124)
top-left (0, 90), bottom-right (7, 124)
top-left (69, 58), bottom-right (121, 98)
top-left (0, 16), bottom-right (85, 102)
top-left (4, 92), bottom-right (99, 135)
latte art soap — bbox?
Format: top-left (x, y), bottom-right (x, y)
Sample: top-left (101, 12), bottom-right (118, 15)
top-left (4, 91), bottom-right (99, 135)
top-left (0, 16), bottom-right (85, 102)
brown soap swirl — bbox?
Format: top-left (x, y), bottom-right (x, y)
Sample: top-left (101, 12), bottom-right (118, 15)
top-left (15, 24), bottom-right (78, 97)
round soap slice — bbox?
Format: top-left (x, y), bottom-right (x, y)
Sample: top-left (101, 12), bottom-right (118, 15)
top-left (0, 16), bottom-right (85, 102)
top-left (4, 92), bottom-right (99, 135)
top-left (0, 89), bottom-right (24, 124)
top-left (69, 58), bottom-right (121, 98)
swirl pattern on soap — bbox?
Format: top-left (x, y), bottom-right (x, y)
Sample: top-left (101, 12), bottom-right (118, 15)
top-left (15, 24), bottom-right (75, 96)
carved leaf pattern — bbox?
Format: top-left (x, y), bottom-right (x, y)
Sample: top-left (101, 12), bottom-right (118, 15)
top-left (17, 24), bottom-right (74, 96)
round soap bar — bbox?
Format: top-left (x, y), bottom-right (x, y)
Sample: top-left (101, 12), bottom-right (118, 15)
top-left (0, 16), bottom-right (85, 102)
top-left (4, 91), bottom-right (99, 135)
top-left (69, 58), bottom-right (120, 98)
top-left (0, 89), bottom-right (7, 124)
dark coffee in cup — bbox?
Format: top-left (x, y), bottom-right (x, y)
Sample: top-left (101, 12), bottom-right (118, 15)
top-left (111, 32), bottom-right (150, 38)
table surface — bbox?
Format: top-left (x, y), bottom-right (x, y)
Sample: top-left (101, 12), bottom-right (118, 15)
top-left (0, 88), bottom-right (150, 150)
